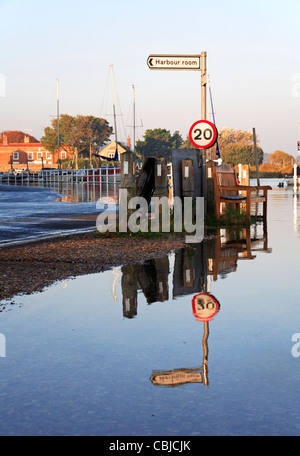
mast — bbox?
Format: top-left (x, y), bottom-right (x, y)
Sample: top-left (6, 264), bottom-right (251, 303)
top-left (132, 84), bottom-right (135, 152)
top-left (56, 78), bottom-right (60, 166)
top-left (109, 64), bottom-right (118, 159)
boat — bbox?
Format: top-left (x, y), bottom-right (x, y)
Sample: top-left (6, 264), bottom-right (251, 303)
top-left (91, 65), bottom-right (126, 178)
top-left (285, 177), bottom-right (294, 186)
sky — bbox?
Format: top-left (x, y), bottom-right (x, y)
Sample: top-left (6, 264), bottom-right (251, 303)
top-left (0, 0), bottom-right (300, 157)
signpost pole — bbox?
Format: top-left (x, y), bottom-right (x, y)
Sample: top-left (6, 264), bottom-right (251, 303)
top-left (201, 52), bottom-right (207, 121)
top-left (201, 52), bottom-right (207, 216)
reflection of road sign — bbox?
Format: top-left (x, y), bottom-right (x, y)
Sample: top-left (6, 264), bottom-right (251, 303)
top-left (147, 55), bottom-right (201, 71)
top-left (192, 293), bottom-right (220, 322)
top-left (189, 120), bottom-right (218, 149)
top-left (150, 368), bottom-right (203, 386)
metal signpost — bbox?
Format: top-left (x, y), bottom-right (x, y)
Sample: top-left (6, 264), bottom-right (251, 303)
top-left (147, 51), bottom-right (209, 213)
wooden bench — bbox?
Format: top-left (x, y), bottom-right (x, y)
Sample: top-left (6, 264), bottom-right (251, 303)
top-left (212, 163), bottom-right (271, 221)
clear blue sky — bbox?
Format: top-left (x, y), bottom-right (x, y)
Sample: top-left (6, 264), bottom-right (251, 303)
top-left (0, 0), bottom-right (300, 156)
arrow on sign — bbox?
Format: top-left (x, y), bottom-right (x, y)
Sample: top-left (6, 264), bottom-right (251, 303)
top-left (147, 55), bottom-right (201, 71)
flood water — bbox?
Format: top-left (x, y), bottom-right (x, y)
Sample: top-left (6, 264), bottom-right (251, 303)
top-left (0, 179), bottom-right (300, 436)
top-left (0, 182), bottom-right (118, 245)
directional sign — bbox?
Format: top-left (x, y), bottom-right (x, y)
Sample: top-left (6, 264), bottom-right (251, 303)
top-left (147, 55), bottom-right (201, 71)
top-left (189, 120), bottom-right (218, 149)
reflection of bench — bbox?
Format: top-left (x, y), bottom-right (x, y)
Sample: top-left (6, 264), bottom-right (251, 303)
top-left (211, 225), bottom-right (271, 281)
top-left (212, 163), bottom-right (271, 220)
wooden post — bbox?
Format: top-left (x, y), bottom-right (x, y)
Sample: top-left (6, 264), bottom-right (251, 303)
top-left (75, 147), bottom-right (78, 170)
top-left (253, 128), bottom-right (260, 187)
top-left (206, 160), bottom-right (216, 216)
top-left (154, 157), bottom-right (168, 198)
top-left (121, 150), bottom-right (135, 197)
top-left (181, 159), bottom-right (194, 198)
top-left (89, 144), bottom-right (93, 169)
top-left (120, 150), bottom-right (136, 229)
top-left (238, 163), bottom-right (250, 186)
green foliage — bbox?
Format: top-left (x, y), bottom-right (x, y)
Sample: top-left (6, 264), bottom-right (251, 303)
top-left (135, 128), bottom-right (183, 157)
top-left (179, 135), bottom-right (196, 149)
top-left (211, 128), bottom-right (264, 166)
top-left (205, 206), bottom-right (258, 228)
top-left (41, 114), bottom-right (113, 159)
top-left (221, 143), bottom-right (263, 166)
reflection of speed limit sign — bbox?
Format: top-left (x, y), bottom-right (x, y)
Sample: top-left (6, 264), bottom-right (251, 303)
top-left (192, 293), bottom-right (220, 322)
top-left (189, 120), bottom-right (218, 149)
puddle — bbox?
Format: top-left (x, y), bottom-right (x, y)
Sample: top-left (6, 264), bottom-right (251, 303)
top-left (0, 180), bottom-right (299, 436)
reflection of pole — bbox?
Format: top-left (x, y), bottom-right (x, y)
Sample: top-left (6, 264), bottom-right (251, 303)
top-left (293, 193), bottom-right (298, 233)
top-left (294, 163), bottom-right (297, 194)
top-left (202, 321), bottom-right (209, 386)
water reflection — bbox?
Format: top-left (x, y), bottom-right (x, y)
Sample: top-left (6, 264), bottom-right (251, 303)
top-left (55, 182), bottom-right (120, 204)
top-left (24, 180), bottom-right (120, 204)
top-left (120, 222), bottom-right (270, 319)
top-left (119, 222), bottom-right (271, 388)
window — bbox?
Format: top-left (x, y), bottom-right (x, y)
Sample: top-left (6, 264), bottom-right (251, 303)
top-left (27, 152), bottom-right (33, 161)
top-left (13, 151), bottom-right (19, 161)
top-left (37, 152), bottom-right (43, 161)
top-left (60, 151), bottom-right (67, 159)
top-left (46, 152), bottom-right (52, 160)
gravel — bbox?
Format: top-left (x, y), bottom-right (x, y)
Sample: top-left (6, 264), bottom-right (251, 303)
top-left (0, 232), bottom-right (187, 303)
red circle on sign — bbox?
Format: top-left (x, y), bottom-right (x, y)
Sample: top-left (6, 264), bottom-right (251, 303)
top-left (189, 120), bottom-right (218, 149)
top-left (192, 293), bottom-right (220, 322)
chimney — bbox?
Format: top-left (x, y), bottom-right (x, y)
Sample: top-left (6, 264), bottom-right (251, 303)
top-left (24, 135), bottom-right (30, 143)
top-left (3, 134), bottom-right (8, 145)
top-left (127, 135), bottom-right (131, 150)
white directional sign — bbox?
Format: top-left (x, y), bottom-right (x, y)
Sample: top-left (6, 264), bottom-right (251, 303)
top-left (147, 55), bottom-right (201, 71)
top-left (189, 120), bottom-right (218, 149)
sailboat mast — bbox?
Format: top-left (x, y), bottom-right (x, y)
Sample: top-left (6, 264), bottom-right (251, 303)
top-left (56, 78), bottom-right (60, 165)
top-left (132, 84), bottom-right (136, 152)
top-left (110, 64), bottom-right (118, 157)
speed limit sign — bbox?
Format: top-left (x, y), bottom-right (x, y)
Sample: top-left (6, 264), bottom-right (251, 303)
top-left (192, 293), bottom-right (220, 322)
top-left (189, 120), bottom-right (218, 149)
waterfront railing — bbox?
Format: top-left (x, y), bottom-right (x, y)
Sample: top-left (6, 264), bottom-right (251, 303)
top-left (0, 167), bottom-right (121, 186)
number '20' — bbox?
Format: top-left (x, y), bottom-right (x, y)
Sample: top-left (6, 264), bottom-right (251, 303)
top-left (194, 128), bottom-right (213, 141)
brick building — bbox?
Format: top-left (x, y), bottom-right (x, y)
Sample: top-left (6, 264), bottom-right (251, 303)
top-left (0, 133), bottom-right (70, 172)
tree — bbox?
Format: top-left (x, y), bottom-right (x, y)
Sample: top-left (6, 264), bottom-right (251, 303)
top-left (41, 114), bottom-right (113, 162)
top-left (269, 150), bottom-right (294, 166)
top-left (179, 135), bottom-right (196, 150)
top-left (0, 130), bottom-right (39, 143)
top-left (135, 129), bottom-right (183, 157)
top-left (212, 128), bottom-right (264, 166)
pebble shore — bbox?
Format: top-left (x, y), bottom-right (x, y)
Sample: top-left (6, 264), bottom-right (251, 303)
top-left (0, 232), bottom-right (187, 303)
